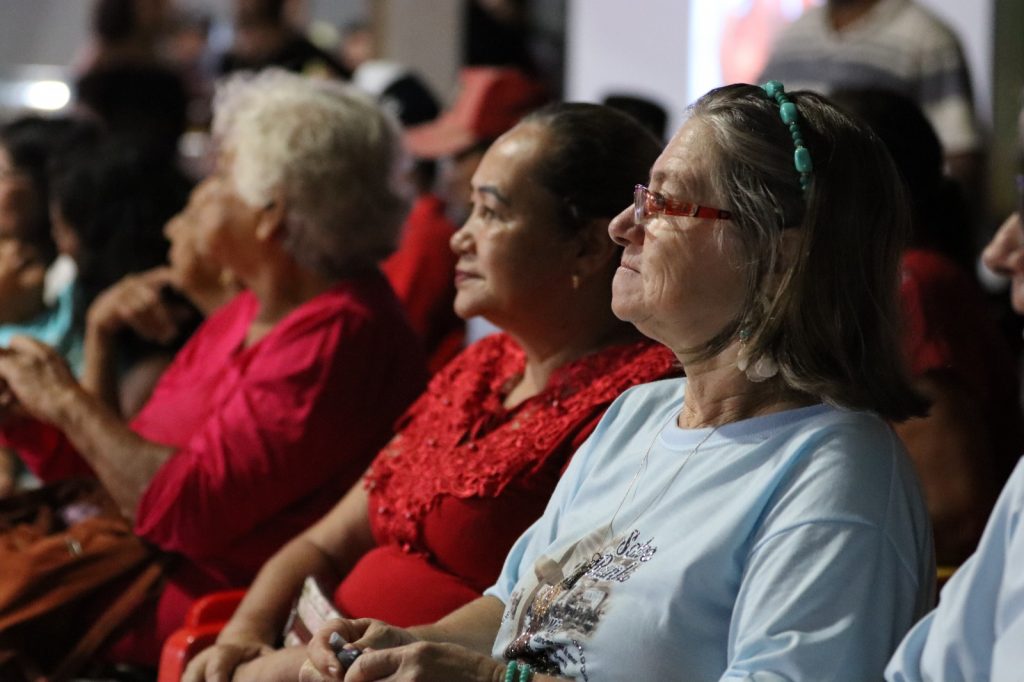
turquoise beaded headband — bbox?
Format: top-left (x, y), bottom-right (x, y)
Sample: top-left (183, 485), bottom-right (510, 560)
top-left (761, 80), bottom-right (813, 194)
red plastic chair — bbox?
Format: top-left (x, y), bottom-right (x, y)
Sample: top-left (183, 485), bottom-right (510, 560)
top-left (157, 590), bottom-right (246, 682)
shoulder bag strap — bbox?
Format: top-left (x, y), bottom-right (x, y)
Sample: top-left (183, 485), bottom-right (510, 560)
top-left (48, 558), bottom-right (166, 682)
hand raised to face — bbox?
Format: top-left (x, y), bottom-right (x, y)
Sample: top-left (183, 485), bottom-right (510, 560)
top-left (86, 267), bottom-right (185, 344)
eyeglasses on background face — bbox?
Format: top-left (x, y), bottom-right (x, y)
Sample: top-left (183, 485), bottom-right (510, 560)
top-left (633, 184), bottom-right (732, 225)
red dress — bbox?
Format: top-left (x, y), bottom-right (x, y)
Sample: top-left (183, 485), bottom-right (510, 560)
top-left (2, 270), bottom-right (428, 664)
top-left (381, 194), bottom-right (463, 372)
top-left (334, 333), bottom-right (679, 626)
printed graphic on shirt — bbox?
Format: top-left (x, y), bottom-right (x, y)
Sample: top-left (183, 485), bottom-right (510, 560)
top-left (502, 528), bottom-right (657, 680)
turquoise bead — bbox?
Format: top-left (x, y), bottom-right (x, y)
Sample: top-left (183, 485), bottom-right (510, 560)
top-left (763, 80), bottom-right (783, 97)
top-left (794, 146), bottom-right (813, 173)
top-left (780, 102), bottom-right (798, 125)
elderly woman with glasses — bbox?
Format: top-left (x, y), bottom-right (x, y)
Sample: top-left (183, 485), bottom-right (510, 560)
top-left (0, 69), bottom-right (427, 665)
top-left (301, 83), bottom-right (935, 682)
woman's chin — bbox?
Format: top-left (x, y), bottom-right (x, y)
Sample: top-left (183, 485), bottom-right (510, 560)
top-left (610, 295), bottom-right (640, 324)
top-left (452, 298), bottom-right (481, 321)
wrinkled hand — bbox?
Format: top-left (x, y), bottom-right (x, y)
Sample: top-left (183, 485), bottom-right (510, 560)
top-left (182, 639), bottom-right (274, 682)
top-left (86, 268), bottom-right (182, 344)
top-left (329, 642), bottom-right (505, 682)
top-left (306, 618), bottom-right (419, 679)
top-left (0, 337), bottom-right (80, 425)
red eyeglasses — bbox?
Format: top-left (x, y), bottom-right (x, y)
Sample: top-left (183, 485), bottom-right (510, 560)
top-left (633, 184), bottom-right (732, 225)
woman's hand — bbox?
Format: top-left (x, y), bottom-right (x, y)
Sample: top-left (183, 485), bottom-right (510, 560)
top-left (0, 336), bottom-right (81, 425)
top-left (182, 639), bottom-right (274, 682)
top-left (306, 618), bottom-right (419, 678)
top-left (317, 642), bottom-right (506, 682)
top-left (86, 267), bottom-right (182, 344)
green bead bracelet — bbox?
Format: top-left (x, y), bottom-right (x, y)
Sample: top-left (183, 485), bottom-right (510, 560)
top-left (504, 660), bottom-right (534, 682)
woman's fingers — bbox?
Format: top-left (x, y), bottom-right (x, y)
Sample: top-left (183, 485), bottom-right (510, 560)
top-left (182, 642), bottom-right (265, 682)
top-left (344, 643), bottom-right (504, 682)
top-left (307, 619), bottom-right (368, 679)
top-left (0, 338), bottom-right (78, 423)
top-left (306, 618), bottom-right (416, 679)
top-left (87, 267), bottom-right (185, 340)
top-left (344, 648), bottom-right (398, 682)
top-left (122, 296), bottom-right (179, 343)
top-left (298, 658), bottom-right (331, 682)
top-left (7, 334), bottom-right (58, 360)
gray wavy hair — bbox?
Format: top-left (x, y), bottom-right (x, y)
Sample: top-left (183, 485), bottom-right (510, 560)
top-left (212, 69), bottom-right (410, 278)
top-left (688, 84), bottom-right (927, 422)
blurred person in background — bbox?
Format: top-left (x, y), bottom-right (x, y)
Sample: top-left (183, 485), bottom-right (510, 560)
top-left (887, 156), bottom-right (1024, 679)
top-left (759, 0), bottom-right (983, 199)
top-left (338, 20), bottom-right (374, 76)
top-left (164, 8), bottom-right (217, 131)
top-left (46, 133), bottom-right (200, 418)
top-left (47, 134), bottom-right (192, 381)
top-left (219, 0), bottom-right (349, 79)
top-left (833, 88), bottom-right (1023, 565)
top-left (74, 0), bottom-right (189, 163)
top-left (405, 67), bottom-right (549, 228)
top-left (0, 70), bottom-right (426, 668)
top-left (0, 117), bottom-right (97, 497)
top-left (74, 0), bottom-right (171, 73)
top-left (350, 60), bottom-right (459, 371)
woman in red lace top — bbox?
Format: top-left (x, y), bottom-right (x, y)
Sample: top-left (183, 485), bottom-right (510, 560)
top-left (184, 103), bottom-right (680, 681)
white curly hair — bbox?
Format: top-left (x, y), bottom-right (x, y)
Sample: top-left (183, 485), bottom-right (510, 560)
top-left (212, 68), bottom-right (410, 277)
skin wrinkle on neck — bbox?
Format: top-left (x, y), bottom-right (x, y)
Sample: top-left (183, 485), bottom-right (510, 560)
top-left (674, 341), bottom-right (814, 429)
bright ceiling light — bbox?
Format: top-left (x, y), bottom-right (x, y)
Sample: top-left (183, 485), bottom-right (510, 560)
top-left (23, 80), bottom-right (70, 111)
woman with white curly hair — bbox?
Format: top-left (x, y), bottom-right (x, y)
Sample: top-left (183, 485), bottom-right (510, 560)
top-left (0, 69), bottom-right (428, 666)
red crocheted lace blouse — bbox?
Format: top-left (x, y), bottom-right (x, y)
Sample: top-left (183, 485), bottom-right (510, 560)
top-left (334, 333), bottom-right (679, 626)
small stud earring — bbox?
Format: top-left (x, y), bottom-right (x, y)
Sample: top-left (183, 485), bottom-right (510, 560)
top-left (571, 274), bottom-right (581, 290)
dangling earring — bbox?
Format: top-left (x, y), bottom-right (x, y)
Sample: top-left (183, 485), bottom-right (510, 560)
top-left (736, 324), bottom-right (779, 382)
top-left (736, 325), bottom-right (753, 373)
top-left (747, 355), bottom-right (779, 382)
top-left (571, 273), bottom-right (581, 290)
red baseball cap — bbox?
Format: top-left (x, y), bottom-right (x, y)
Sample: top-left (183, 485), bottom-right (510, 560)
top-left (404, 67), bottom-right (549, 159)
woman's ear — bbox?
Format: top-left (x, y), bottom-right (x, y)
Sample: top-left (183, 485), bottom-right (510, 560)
top-left (573, 217), bottom-right (621, 279)
top-left (255, 191), bottom-right (287, 242)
